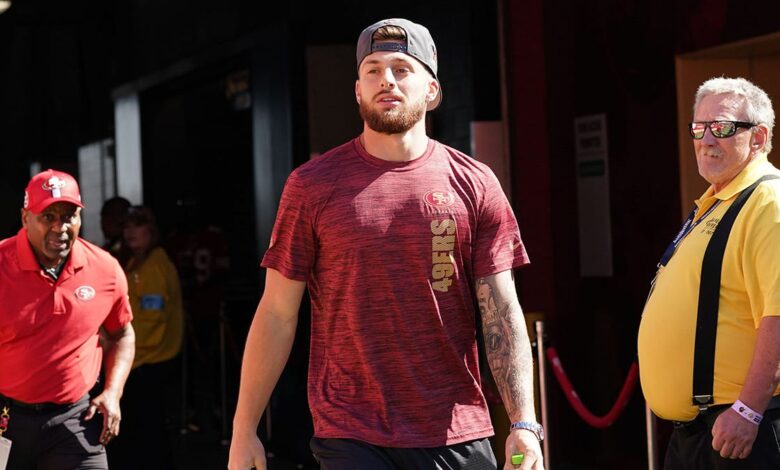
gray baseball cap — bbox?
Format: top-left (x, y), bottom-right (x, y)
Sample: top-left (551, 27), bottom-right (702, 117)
top-left (356, 18), bottom-right (442, 110)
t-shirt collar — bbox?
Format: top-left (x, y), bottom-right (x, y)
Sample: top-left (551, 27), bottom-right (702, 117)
top-left (352, 136), bottom-right (436, 170)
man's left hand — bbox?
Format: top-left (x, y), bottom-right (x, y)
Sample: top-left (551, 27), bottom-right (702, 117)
top-left (504, 429), bottom-right (544, 469)
top-left (84, 390), bottom-right (122, 446)
top-left (711, 408), bottom-right (759, 459)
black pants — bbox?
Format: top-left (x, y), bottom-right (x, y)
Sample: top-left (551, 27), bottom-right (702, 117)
top-left (664, 405), bottom-right (780, 469)
top-left (310, 437), bottom-right (497, 470)
top-left (107, 360), bottom-right (177, 470)
top-left (1, 393), bottom-right (106, 470)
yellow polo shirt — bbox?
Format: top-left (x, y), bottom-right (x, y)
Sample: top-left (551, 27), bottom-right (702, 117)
top-left (126, 247), bottom-right (184, 368)
top-left (638, 155), bottom-right (780, 421)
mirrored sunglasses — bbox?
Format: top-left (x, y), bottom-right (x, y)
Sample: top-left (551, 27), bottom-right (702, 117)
top-left (689, 120), bottom-right (755, 139)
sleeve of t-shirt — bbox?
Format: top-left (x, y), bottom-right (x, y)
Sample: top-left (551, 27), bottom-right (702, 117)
top-left (472, 168), bottom-right (530, 278)
top-left (745, 183), bottom-right (780, 325)
top-left (261, 170), bottom-right (317, 281)
top-left (103, 260), bottom-right (133, 332)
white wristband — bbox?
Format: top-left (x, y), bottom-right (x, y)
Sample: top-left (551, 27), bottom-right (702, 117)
top-left (731, 400), bottom-right (763, 425)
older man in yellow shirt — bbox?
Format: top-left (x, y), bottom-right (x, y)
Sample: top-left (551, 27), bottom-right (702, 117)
top-left (638, 77), bottom-right (780, 469)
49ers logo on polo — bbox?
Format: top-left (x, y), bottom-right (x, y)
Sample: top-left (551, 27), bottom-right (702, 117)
top-left (74, 285), bottom-right (96, 301)
top-left (423, 190), bottom-right (455, 208)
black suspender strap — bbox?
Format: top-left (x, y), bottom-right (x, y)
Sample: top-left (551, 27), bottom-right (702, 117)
top-left (692, 174), bottom-right (780, 410)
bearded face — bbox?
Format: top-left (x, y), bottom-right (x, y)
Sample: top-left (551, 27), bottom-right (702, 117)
top-left (359, 91), bottom-right (427, 135)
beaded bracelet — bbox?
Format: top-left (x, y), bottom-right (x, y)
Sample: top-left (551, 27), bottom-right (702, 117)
top-left (732, 400), bottom-right (763, 425)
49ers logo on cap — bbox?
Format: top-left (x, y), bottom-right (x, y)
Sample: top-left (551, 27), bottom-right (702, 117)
top-left (423, 190), bottom-right (456, 208)
top-left (42, 176), bottom-right (67, 198)
top-left (74, 285), bottom-right (96, 301)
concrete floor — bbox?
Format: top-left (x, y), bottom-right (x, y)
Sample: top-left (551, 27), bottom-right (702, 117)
top-left (171, 430), bottom-right (317, 470)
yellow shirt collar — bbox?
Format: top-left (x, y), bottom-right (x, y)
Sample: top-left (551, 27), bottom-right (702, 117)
top-left (695, 154), bottom-right (772, 208)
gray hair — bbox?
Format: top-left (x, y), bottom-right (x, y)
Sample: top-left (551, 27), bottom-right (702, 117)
top-left (694, 77), bottom-right (775, 153)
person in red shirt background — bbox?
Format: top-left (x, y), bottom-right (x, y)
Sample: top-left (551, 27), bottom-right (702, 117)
top-left (0, 169), bottom-right (135, 470)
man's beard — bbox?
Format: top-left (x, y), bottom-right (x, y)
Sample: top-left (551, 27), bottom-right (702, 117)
top-left (359, 93), bottom-right (426, 135)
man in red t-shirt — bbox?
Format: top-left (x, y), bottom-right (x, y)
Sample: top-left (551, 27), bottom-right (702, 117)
top-left (0, 169), bottom-right (135, 470)
top-left (229, 19), bottom-right (544, 470)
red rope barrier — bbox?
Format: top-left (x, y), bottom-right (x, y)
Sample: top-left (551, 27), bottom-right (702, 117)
top-left (546, 347), bottom-right (638, 429)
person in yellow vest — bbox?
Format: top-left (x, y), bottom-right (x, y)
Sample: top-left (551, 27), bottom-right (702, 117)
top-left (107, 205), bottom-right (184, 470)
top-left (638, 77), bottom-right (780, 468)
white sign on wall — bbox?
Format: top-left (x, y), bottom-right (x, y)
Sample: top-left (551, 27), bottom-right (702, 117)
top-left (575, 114), bottom-right (613, 277)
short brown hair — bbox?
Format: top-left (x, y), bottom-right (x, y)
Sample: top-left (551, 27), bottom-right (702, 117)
top-left (372, 25), bottom-right (406, 42)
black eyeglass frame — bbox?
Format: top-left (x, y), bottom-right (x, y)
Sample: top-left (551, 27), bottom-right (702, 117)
top-left (689, 120), bottom-right (756, 140)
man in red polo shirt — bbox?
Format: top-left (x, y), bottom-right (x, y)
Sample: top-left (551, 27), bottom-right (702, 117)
top-left (0, 169), bottom-right (135, 470)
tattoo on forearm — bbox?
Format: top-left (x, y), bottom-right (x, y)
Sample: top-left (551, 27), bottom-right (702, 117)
top-left (476, 275), bottom-right (534, 419)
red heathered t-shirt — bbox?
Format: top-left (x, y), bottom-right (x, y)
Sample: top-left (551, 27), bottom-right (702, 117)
top-left (0, 229), bottom-right (133, 404)
top-left (262, 137), bottom-right (529, 447)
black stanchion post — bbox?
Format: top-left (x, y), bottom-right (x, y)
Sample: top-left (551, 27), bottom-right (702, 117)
top-left (534, 320), bottom-right (550, 469)
top-left (180, 311), bottom-right (189, 434)
top-left (219, 301), bottom-right (229, 446)
top-left (645, 403), bottom-right (658, 470)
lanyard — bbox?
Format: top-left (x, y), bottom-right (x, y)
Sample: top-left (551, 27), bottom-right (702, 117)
top-left (657, 200), bottom-right (722, 268)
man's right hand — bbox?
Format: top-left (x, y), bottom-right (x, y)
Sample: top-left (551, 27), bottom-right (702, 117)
top-left (228, 270), bottom-right (306, 470)
top-left (227, 434), bottom-right (267, 470)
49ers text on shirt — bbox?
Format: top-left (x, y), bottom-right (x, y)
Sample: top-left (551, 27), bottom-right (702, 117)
top-left (431, 218), bottom-right (456, 292)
